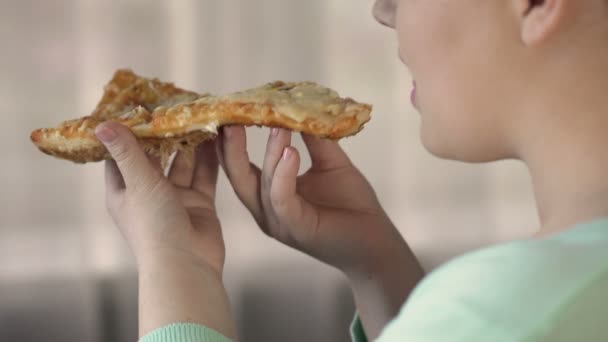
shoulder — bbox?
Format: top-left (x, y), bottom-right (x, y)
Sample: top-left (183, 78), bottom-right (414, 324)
top-left (377, 223), bottom-right (608, 341)
top-left (415, 219), bottom-right (608, 298)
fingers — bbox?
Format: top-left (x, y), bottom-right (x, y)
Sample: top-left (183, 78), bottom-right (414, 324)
top-left (104, 159), bottom-right (125, 193)
top-left (270, 147), bottom-right (313, 217)
top-left (218, 126), bottom-right (263, 218)
top-left (95, 122), bottom-right (161, 191)
top-left (261, 128), bottom-right (292, 220)
top-left (270, 146), bottom-right (318, 243)
top-left (168, 151), bottom-right (195, 188)
top-left (302, 134), bottom-right (351, 171)
top-left (147, 154), bottom-right (163, 174)
top-left (269, 147), bottom-right (299, 214)
top-left (104, 159), bottom-right (126, 215)
top-left (192, 141), bottom-right (219, 197)
top-left (262, 128), bottom-right (291, 191)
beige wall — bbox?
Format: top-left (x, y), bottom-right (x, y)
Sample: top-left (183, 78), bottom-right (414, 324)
top-left (0, 0), bottom-right (538, 341)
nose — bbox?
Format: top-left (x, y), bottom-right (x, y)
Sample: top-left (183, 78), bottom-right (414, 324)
top-left (372, 0), bottom-right (396, 28)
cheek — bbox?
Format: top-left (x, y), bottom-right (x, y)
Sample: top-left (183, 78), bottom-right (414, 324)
top-left (396, 4), bottom-right (469, 129)
top-left (411, 56), bottom-right (488, 160)
top-left (397, 4), bottom-right (516, 161)
top-left (396, 2), bottom-right (455, 77)
top-left (417, 67), bottom-right (517, 161)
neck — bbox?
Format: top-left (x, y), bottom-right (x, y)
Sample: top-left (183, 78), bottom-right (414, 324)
top-left (514, 43), bottom-right (608, 237)
top-left (526, 139), bottom-right (608, 237)
top-left (519, 88), bottom-right (608, 237)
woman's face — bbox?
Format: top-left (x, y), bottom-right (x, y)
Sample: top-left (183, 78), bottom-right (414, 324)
top-left (373, 0), bottom-right (526, 162)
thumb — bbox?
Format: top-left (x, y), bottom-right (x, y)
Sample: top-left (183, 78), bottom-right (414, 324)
top-left (301, 133), bottom-right (351, 171)
top-left (95, 121), bottom-right (161, 190)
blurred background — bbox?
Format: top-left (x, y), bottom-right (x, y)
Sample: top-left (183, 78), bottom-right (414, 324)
top-left (0, 0), bottom-right (539, 341)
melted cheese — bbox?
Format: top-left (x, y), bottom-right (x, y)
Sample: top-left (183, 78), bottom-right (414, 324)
top-left (185, 121), bottom-right (219, 134)
top-left (132, 120), bottom-right (218, 136)
top-left (195, 82), bottom-right (345, 123)
top-left (159, 93), bottom-right (200, 108)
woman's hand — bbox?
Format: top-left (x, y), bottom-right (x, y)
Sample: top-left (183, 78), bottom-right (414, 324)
top-left (218, 125), bottom-right (408, 275)
top-left (95, 122), bottom-right (236, 339)
top-left (96, 122), bottom-right (224, 273)
top-left (218, 126), bottom-right (424, 339)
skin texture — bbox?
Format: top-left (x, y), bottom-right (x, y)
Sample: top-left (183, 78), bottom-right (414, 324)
top-left (374, 0), bottom-right (608, 235)
top-left (376, 0), bottom-right (526, 162)
top-left (97, 0), bottom-right (608, 340)
top-left (217, 127), bottom-right (425, 338)
top-left (95, 122), bottom-right (236, 339)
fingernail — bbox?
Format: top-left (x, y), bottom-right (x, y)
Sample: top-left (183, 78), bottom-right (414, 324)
top-left (282, 147), bottom-right (292, 160)
top-left (224, 126), bottom-right (232, 139)
top-left (95, 125), bottom-right (117, 143)
top-left (271, 127), bottom-right (279, 137)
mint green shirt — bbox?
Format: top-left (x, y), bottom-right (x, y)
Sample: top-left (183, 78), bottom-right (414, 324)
top-left (141, 218), bottom-right (608, 342)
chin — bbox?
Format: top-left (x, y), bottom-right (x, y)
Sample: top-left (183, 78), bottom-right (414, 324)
top-left (420, 129), bottom-right (509, 163)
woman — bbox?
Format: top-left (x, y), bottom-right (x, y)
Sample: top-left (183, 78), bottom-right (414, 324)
top-left (94, 0), bottom-right (608, 340)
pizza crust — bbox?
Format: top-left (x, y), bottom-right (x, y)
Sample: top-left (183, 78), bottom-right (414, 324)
top-left (30, 69), bottom-right (372, 167)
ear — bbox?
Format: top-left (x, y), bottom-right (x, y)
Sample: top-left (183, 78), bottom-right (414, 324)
top-left (516, 0), bottom-right (569, 45)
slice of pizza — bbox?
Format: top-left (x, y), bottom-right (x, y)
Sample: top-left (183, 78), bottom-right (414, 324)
top-left (30, 69), bottom-right (372, 167)
top-left (31, 69), bottom-right (207, 167)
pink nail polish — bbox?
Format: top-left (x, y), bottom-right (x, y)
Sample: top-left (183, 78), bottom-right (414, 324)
top-left (282, 147), bottom-right (292, 160)
top-left (224, 126), bottom-right (231, 138)
top-left (95, 125), bottom-right (117, 143)
top-left (271, 127), bottom-right (279, 136)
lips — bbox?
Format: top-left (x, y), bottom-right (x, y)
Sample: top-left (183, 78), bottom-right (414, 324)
top-left (410, 81), bottom-right (417, 106)
top-left (399, 51), bottom-right (416, 106)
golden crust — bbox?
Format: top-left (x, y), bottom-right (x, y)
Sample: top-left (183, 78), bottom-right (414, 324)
top-left (30, 69), bottom-right (372, 165)
top-left (31, 125), bottom-right (214, 167)
top-left (91, 69), bottom-right (200, 119)
top-left (143, 81), bottom-right (372, 139)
